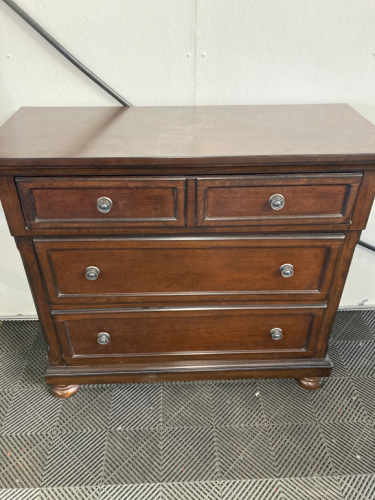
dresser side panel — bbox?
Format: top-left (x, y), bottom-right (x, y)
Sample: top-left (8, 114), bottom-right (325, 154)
top-left (0, 176), bottom-right (27, 236)
top-left (313, 230), bottom-right (362, 357)
top-left (350, 169), bottom-right (375, 230)
top-left (15, 237), bottom-right (63, 365)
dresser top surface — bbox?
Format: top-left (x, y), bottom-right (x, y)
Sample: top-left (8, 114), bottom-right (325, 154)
top-left (1, 104), bottom-right (375, 167)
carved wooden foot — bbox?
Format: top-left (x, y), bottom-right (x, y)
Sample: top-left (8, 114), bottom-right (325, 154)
top-left (296, 377), bottom-right (324, 391)
top-left (51, 384), bottom-right (81, 399)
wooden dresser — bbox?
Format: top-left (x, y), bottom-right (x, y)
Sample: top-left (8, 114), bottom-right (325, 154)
top-left (1, 104), bottom-right (375, 398)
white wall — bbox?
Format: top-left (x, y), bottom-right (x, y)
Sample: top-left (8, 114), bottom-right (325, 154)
top-left (1, 0), bottom-right (375, 316)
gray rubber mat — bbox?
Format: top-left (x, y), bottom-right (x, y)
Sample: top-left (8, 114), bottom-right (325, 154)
top-left (0, 310), bottom-right (374, 499)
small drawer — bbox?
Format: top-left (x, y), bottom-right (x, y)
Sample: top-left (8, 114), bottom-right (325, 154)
top-left (53, 305), bottom-right (326, 364)
top-left (16, 177), bottom-right (186, 229)
top-left (196, 173), bottom-right (362, 226)
top-left (35, 234), bottom-right (344, 305)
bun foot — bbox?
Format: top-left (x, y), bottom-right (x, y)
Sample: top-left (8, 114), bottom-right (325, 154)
top-left (296, 377), bottom-right (324, 391)
top-left (51, 384), bottom-right (80, 399)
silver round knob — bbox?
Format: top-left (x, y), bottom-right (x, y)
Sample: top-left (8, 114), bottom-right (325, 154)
top-left (97, 197), bottom-right (113, 213)
top-left (269, 194), bottom-right (284, 210)
top-left (270, 328), bottom-right (283, 340)
top-left (86, 266), bottom-right (100, 280)
top-left (97, 332), bottom-right (110, 345)
top-left (280, 263), bottom-right (294, 278)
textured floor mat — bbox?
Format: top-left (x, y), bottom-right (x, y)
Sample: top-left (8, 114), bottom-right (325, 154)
top-left (0, 310), bottom-right (374, 499)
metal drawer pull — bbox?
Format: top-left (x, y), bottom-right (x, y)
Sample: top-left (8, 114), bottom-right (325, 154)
top-left (97, 196), bottom-right (113, 213)
top-left (269, 194), bottom-right (284, 210)
top-left (270, 328), bottom-right (283, 340)
top-left (86, 266), bottom-right (100, 280)
top-left (97, 332), bottom-right (110, 345)
top-left (280, 263), bottom-right (294, 278)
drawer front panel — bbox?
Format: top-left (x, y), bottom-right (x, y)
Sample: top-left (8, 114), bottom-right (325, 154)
top-left (35, 235), bottom-right (343, 305)
top-left (197, 174), bottom-right (362, 226)
top-left (16, 177), bottom-right (186, 228)
top-left (53, 306), bottom-right (325, 364)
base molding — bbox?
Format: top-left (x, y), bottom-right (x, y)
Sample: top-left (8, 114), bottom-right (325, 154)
top-left (45, 356), bottom-right (332, 386)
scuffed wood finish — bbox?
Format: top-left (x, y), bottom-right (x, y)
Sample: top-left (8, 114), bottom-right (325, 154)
top-left (34, 235), bottom-right (343, 305)
top-left (17, 177), bottom-right (186, 229)
top-left (1, 104), bottom-right (375, 167)
top-left (51, 384), bottom-right (81, 399)
top-left (1, 104), bottom-right (375, 396)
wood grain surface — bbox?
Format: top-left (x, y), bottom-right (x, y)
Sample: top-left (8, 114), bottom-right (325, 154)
top-left (0, 104), bottom-right (374, 393)
top-left (17, 177), bottom-right (186, 229)
top-left (34, 235), bottom-right (344, 305)
top-left (1, 104), bottom-right (375, 167)
top-left (53, 306), bottom-right (325, 364)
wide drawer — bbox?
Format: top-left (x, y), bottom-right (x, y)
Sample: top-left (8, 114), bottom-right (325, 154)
top-left (196, 173), bottom-right (362, 226)
top-left (35, 234), bottom-right (344, 305)
top-left (16, 177), bottom-right (186, 229)
top-left (53, 305), bottom-right (326, 364)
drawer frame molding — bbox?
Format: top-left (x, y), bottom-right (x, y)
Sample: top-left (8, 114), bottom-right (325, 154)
top-left (52, 303), bottom-right (327, 364)
top-left (34, 233), bottom-right (345, 305)
top-left (197, 173), bottom-right (362, 227)
top-left (16, 177), bottom-right (187, 229)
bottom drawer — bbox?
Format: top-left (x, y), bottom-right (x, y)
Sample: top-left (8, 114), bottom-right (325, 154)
top-left (53, 305), bottom-right (325, 364)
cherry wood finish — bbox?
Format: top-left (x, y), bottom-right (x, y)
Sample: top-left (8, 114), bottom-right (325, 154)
top-left (14, 237), bottom-right (63, 365)
top-left (1, 105), bottom-right (375, 168)
top-left (197, 174), bottom-right (361, 227)
top-left (351, 170), bottom-right (375, 230)
top-left (312, 230), bottom-right (362, 358)
top-left (6, 222), bottom-right (353, 238)
top-left (0, 176), bottom-right (29, 236)
top-left (1, 104), bottom-right (375, 397)
top-left (44, 356), bottom-right (333, 387)
top-left (17, 177), bottom-right (186, 229)
top-left (34, 235), bottom-right (343, 305)
top-left (52, 305), bottom-right (325, 364)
